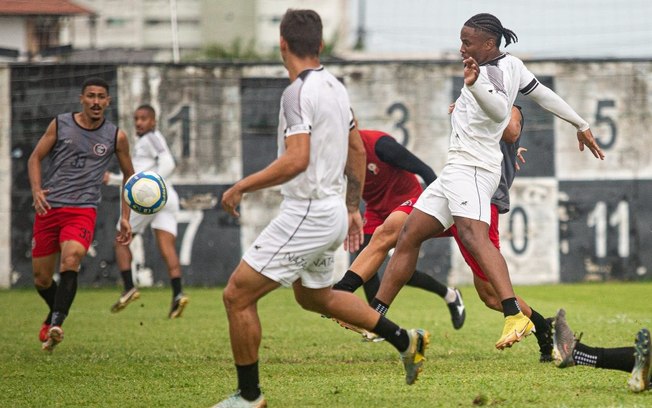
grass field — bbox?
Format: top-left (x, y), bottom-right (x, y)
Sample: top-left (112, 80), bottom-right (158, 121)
top-left (1, 282), bottom-right (651, 407)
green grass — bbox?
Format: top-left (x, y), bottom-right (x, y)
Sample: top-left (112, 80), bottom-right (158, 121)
top-left (1, 282), bottom-right (651, 407)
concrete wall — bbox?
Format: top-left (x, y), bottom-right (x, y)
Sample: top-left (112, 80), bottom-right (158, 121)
top-left (3, 59), bottom-right (652, 288)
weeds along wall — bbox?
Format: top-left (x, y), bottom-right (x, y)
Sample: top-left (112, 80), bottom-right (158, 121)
top-left (2, 60), bottom-right (652, 288)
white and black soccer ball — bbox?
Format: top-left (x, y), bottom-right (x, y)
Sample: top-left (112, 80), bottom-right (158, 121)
top-left (123, 171), bottom-right (168, 215)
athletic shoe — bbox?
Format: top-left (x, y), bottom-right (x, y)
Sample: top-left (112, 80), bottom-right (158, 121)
top-left (446, 288), bottom-right (466, 330)
top-left (400, 328), bottom-right (430, 385)
top-left (552, 308), bottom-right (581, 368)
top-left (41, 326), bottom-right (63, 352)
top-left (628, 328), bottom-right (651, 393)
top-left (495, 312), bottom-right (534, 350)
top-left (110, 287), bottom-right (141, 313)
top-left (323, 314), bottom-right (365, 334)
top-left (212, 391), bottom-right (267, 408)
top-left (535, 317), bottom-right (554, 363)
top-left (323, 315), bottom-right (385, 342)
top-left (39, 322), bottom-right (51, 342)
top-left (361, 330), bottom-right (385, 343)
top-left (168, 293), bottom-right (189, 318)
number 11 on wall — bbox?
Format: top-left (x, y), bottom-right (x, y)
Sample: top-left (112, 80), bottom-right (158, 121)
top-left (587, 200), bottom-right (629, 258)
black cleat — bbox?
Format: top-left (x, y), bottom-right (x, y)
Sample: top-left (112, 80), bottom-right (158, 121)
top-left (446, 288), bottom-right (466, 330)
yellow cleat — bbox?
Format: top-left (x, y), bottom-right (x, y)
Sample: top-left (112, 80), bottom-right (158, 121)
top-left (401, 328), bottom-right (430, 385)
top-left (110, 287), bottom-right (141, 313)
top-left (495, 312), bottom-right (534, 350)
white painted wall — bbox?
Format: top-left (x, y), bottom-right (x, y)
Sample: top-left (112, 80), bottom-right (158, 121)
top-left (0, 18), bottom-right (26, 55)
top-left (0, 66), bottom-right (11, 288)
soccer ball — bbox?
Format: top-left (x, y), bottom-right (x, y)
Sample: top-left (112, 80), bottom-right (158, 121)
top-left (123, 171), bottom-right (168, 215)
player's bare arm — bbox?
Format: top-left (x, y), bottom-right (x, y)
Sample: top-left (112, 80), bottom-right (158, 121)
top-left (502, 106), bottom-right (523, 144)
top-left (115, 129), bottom-right (135, 245)
top-left (343, 126), bottom-right (366, 252)
top-left (27, 119), bottom-right (57, 215)
top-left (221, 133), bottom-right (310, 217)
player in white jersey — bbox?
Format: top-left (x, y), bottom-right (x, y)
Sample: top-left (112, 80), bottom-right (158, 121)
top-left (371, 13), bottom-right (605, 351)
top-left (105, 105), bottom-right (188, 318)
top-left (213, 9), bottom-right (429, 408)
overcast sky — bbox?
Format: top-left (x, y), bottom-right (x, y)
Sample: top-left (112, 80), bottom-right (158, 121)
top-left (351, 0), bottom-right (652, 59)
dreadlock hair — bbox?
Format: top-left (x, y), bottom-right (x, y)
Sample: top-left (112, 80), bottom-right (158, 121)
top-left (464, 13), bottom-right (518, 48)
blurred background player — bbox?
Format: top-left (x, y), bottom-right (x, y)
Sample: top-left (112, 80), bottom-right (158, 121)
top-left (333, 126), bottom-right (466, 330)
top-left (105, 104), bottom-right (188, 318)
top-left (29, 77), bottom-right (134, 351)
top-left (552, 308), bottom-right (651, 393)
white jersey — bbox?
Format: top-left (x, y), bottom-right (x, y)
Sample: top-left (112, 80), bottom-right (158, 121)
top-left (133, 129), bottom-right (176, 189)
top-left (278, 66), bottom-right (354, 200)
top-left (450, 53), bottom-right (537, 174)
top-left (115, 129), bottom-right (179, 235)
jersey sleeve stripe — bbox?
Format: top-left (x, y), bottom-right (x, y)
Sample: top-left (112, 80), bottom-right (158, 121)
top-left (520, 78), bottom-right (540, 95)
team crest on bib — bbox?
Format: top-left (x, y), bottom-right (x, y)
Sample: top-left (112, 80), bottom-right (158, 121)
top-left (367, 162), bottom-right (379, 175)
top-left (93, 143), bottom-right (108, 156)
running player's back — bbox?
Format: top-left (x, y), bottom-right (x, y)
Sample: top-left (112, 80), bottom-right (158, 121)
top-left (278, 67), bottom-right (352, 200)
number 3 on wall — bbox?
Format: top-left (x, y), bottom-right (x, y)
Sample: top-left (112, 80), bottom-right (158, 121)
top-left (594, 99), bottom-right (617, 149)
top-left (386, 102), bottom-right (410, 146)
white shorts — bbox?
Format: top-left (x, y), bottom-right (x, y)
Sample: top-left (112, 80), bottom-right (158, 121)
top-left (117, 187), bottom-right (179, 236)
top-left (243, 196), bottom-right (348, 289)
top-left (414, 163), bottom-right (499, 228)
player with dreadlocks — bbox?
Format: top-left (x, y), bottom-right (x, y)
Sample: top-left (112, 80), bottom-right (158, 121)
top-left (371, 13), bottom-right (605, 351)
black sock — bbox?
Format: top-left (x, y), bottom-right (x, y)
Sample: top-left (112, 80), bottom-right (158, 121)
top-left (406, 270), bottom-right (448, 298)
top-left (333, 270), bottom-right (364, 293)
top-left (120, 269), bottom-right (134, 291)
top-left (171, 277), bottom-right (182, 298)
top-left (529, 309), bottom-right (548, 334)
top-left (530, 309), bottom-right (552, 355)
top-left (236, 361), bottom-right (261, 401)
top-left (370, 298), bottom-right (389, 316)
top-left (362, 274), bottom-right (380, 303)
top-left (597, 346), bottom-right (636, 372)
top-left (501, 297), bottom-right (521, 317)
top-left (37, 281), bottom-right (58, 324)
top-left (372, 315), bottom-right (409, 352)
top-left (574, 343), bottom-right (635, 372)
top-left (51, 270), bottom-right (78, 326)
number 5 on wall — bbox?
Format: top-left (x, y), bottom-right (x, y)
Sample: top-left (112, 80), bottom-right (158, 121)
top-left (594, 99), bottom-right (617, 149)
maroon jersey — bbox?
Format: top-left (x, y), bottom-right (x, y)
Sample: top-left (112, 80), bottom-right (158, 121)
top-left (360, 130), bottom-right (423, 234)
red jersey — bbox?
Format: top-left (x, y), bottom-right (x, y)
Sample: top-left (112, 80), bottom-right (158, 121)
top-left (360, 130), bottom-right (423, 234)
